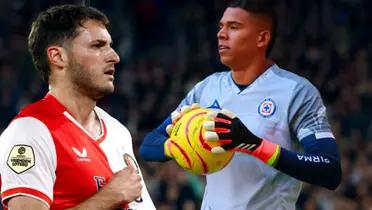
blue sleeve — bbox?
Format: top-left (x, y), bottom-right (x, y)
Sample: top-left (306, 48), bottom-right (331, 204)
top-left (274, 134), bottom-right (341, 190)
top-left (139, 117), bottom-right (172, 162)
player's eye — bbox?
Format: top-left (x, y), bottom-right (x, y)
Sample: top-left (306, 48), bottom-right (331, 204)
top-left (92, 43), bottom-right (103, 48)
top-left (91, 41), bottom-right (106, 48)
top-left (230, 24), bottom-right (239, 29)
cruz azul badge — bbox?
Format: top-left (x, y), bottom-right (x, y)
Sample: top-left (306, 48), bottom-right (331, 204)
top-left (7, 145), bottom-right (35, 174)
top-left (258, 98), bottom-right (276, 118)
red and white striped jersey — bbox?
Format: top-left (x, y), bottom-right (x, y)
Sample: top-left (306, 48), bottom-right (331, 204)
top-left (0, 94), bottom-right (155, 210)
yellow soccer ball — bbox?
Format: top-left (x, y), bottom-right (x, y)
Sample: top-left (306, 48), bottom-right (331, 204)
top-left (167, 108), bottom-right (234, 174)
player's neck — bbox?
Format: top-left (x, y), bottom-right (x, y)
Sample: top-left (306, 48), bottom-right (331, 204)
top-left (49, 86), bottom-right (97, 125)
top-left (230, 59), bottom-right (274, 85)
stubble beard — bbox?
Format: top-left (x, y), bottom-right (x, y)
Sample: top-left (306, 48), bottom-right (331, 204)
top-left (68, 59), bottom-right (114, 101)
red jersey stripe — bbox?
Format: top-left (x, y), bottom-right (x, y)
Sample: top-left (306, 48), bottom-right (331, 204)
top-left (2, 187), bottom-right (52, 207)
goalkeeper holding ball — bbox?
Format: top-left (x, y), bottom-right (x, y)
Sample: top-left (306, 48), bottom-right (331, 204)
top-left (140, 0), bottom-right (341, 209)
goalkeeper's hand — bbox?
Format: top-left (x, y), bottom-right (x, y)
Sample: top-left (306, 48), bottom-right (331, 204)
top-left (202, 109), bottom-right (262, 154)
top-left (165, 103), bottom-right (201, 135)
top-left (203, 109), bottom-right (280, 166)
top-left (164, 103), bottom-right (200, 158)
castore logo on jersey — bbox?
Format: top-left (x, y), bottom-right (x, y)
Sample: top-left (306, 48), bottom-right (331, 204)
top-left (72, 147), bottom-right (90, 162)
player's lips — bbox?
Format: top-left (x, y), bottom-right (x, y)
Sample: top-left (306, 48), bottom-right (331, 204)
top-left (218, 44), bottom-right (230, 53)
top-left (104, 69), bottom-right (115, 75)
top-left (104, 68), bottom-right (115, 80)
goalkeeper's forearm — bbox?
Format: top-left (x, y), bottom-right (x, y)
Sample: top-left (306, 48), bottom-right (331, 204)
top-left (139, 117), bottom-right (172, 161)
top-left (253, 134), bottom-right (341, 190)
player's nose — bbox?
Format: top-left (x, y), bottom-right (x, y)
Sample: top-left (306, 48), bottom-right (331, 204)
top-left (217, 27), bottom-right (227, 40)
top-left (106, 47), bottom-right (120, 64)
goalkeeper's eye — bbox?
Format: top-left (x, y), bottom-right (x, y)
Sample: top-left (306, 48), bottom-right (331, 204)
top-left (229, 23), bottom-right (240, 30)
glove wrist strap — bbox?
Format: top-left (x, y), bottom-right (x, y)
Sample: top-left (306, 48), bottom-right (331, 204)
top-left (251, 139), bottom-right (280, 166)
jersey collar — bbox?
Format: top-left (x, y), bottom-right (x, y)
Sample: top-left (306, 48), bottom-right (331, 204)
top-left (227, 64), bottom-right (278, 95)
top-left (43, 93), bottom-right (107, 142)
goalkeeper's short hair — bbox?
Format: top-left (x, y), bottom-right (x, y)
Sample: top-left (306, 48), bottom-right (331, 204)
top-left (228, 0), bottom-right (278, 57)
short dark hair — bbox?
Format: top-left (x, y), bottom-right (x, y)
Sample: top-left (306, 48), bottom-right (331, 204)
top-left (228, 0), bottom-right (277, 57)
top-left (28, 4), bottom-right (109, 82)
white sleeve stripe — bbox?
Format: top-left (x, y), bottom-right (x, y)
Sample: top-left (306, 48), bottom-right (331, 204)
top-left (315, 132), bottom-right (335, 139)
top-left (2, 192), bottom-right (51, 208)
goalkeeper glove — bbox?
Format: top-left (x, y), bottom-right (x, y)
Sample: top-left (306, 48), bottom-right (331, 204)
top-left (164, 103), bottom-right (200, 158)
top-left (203, 109), bottom-right (280, 166)
top-left (165, 103), bottom-right (201, 135)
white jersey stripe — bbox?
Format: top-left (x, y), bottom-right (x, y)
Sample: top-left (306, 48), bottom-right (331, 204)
top-left (315, 132), bottom-right (335, 139)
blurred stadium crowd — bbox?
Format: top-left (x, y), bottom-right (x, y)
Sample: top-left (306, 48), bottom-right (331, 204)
top-left (0, 0), bottom-right (371, 209)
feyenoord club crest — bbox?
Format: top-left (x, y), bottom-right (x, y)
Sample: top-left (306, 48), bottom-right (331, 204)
top-left (258, 98), bottom-right (276, 118)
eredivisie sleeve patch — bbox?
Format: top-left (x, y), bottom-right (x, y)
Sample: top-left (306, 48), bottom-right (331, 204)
top-left (7, 145), bottom-right (35, 174)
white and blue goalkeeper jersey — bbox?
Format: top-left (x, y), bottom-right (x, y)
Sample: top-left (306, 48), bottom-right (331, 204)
top-left (176, 64), bottom-right (333, 210)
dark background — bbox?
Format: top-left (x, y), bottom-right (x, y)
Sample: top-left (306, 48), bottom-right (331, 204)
top-left (0, 0), bottom-right (371, 209)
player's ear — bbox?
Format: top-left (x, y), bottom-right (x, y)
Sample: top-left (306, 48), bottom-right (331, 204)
top-left (47, 45), bottom-right (68, 70)
top-left (257, 30), bottom-right (271, 48)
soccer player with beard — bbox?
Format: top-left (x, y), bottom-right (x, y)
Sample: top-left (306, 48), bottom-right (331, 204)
top-left (0, 5), bottom-right (155, 210)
